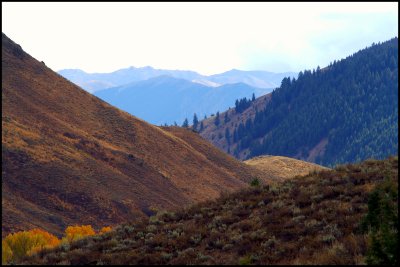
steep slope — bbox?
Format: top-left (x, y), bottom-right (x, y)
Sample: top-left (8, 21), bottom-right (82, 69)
top-left (199, 38), bottom-right (398, 167)
top-left (244, 156), bottom-right (329, 182)
top-left (198, 93), bottom-right (271, 158)
top-left (23, 157), bottom-right (398, 265)
top-left (1, 33), bottom-right (271, 237)
top-left (94, 76), bottom-right (271, 126)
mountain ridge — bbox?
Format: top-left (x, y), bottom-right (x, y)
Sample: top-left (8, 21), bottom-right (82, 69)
top-left (58, 66), bottom-right (296, 93)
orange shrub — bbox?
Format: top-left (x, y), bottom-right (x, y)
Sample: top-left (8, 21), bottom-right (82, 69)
top-left (2, 240), bottom-right (13, 264)
top-left (64, 225), bottom-right (96, 243)
top-left (2, 229), bottom-right (60, 264)
top-left (99, 226), bottom-right (112, 234)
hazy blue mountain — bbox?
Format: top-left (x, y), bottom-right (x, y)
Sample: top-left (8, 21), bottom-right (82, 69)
top-left (94, 75), bottom-right (271, 125)
top-left (208, 69), bottom-right (297, 89)
top-left (58, 66), bottom-right (204, 93)
top-left (59, 67), bottom-right (296, 93)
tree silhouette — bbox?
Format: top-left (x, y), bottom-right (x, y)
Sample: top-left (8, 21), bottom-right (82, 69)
top-left (182, 118), bottom-right (189, 128)
top-left (193, 113), bottom-right (199, 130)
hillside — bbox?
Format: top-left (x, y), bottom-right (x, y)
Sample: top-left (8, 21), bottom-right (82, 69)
top-left (94, 76), bottom-right (271, 126)
top-left (244, 156), bottom-right (329, 182)
top-left (1, 33), bottom-right (272, 237)
top-left (198, 93), bottom-right (271, 158)
top-left (23, 157), bottom-right (398, 265)
top-left (199, 38), bottom-right (398, 167)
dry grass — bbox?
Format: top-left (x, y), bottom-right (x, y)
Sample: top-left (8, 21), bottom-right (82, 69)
top-left (244, 155), bottom-right (329, 181)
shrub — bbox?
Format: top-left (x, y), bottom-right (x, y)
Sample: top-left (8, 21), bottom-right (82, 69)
top-left (2, 229), bottom-right (60, 263)
top-left (239, 255), bottom-right (252, 265)
top-left (64, 225), bottom-right (96, 243)
top-left (2, 240), bottom-right (13, 264)
top-left (250, 178), bottom-right (260, 187)
top-left (360, 177), bottom-right (398, 265)
top-left (100, 226), bottom-right (112, 234)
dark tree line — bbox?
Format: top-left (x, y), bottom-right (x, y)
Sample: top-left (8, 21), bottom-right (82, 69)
top-left (234, 93), bottom-right (255, 113)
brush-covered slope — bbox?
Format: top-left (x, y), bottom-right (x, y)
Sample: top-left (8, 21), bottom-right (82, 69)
top-left (199, 38), bottom-right (398, 166)
top-left (24, 157), bottom-right (398, 265)
top-left (244, 155), bottom-right (329, 181)
top-left (1, 33), bottom-right (270, 237)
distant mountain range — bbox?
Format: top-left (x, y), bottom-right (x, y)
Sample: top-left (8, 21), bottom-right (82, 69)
top-left (58, 66), bottom-right (297, 93)
top-left (94, 76), bottom-right (273, 125)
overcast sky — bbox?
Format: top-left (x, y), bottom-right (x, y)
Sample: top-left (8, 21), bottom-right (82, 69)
top-left (2, 2), bottom-right (398, 75)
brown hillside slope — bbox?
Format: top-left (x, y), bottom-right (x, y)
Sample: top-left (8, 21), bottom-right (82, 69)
top-left (1, 33), bottom-right (270, 237)
top-left (23, 157), bottom-right (398, 265)
top-left (245, 155), bottom-right (329, 182)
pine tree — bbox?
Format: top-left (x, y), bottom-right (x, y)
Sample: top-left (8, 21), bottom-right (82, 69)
top-left (182, 118), bottom-right (189, 128)
top-left (225, 128), bottom-right (231, 145)
top-left (214, 112), bottom-right (220, 126)
top-left (224, 112), bottom-right (229, 123)
top-left (200, 121), bottom-right (204, 131)
top-left (252, 93), bottom-right (255, 101)
top-left (193, 113), bottom-right (199, 130)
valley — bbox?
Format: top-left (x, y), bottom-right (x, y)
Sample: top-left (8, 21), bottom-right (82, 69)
top-left (1, 4), bottom-right (398, 265)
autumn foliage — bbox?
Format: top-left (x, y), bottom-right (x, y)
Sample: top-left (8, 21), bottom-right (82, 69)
top-left (1, 228), bottom-right (60, 264)
top-left (2, 225), bottom-right (112, 264)
top-left (63, 225), bottom-right (96, 243)
top-left (100, 226), bottom-right (112, 234)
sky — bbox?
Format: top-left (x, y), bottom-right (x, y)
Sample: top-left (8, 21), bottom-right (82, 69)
top-left (2, 2), bottom-right (398, 75)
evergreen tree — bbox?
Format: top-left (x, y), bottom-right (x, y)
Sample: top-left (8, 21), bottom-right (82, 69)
top-left (192, 113), bottom-right (199, 130)
top-left (214, 111), bottom-right (220, 126)
top-left (182, 118), bottom-right (189, 128)
top-left (224, 112), bottom-right (229, 123)
top-left (225, 128), bottom-right (231, 145)
top-left (200, 121), bottom-right (204, 131)
top-left (252, 93), bottom-right (255, 101)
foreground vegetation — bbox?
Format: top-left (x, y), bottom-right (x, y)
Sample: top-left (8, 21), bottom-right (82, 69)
top-left (2, 225), bottom-right (111, 264)
top-left (9, 157), bottom-right (399, 265)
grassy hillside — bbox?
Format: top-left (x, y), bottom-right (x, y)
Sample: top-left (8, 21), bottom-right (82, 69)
top-left (1, 33), bottom-right (272, 237)
top-left (244, 155), bottom-right (329, 182)
top-left (22, 157), bottom-right (398, 265)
